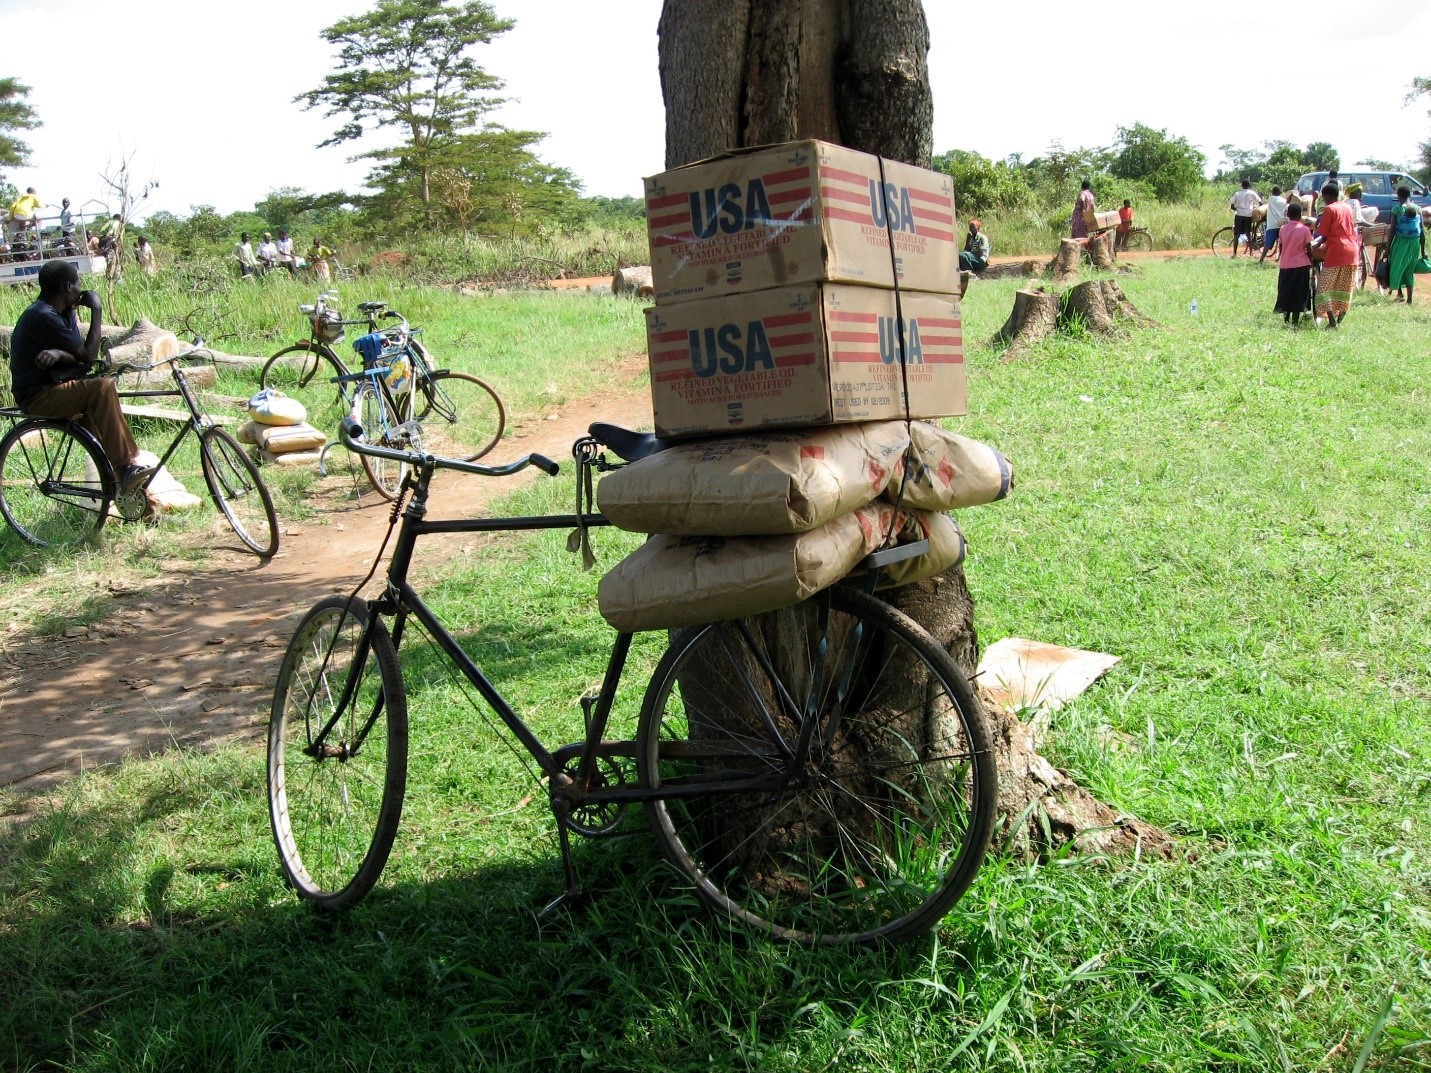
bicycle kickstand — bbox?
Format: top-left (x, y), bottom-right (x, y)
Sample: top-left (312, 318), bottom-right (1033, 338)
top-left (538, 795), bottom-right (586, 918)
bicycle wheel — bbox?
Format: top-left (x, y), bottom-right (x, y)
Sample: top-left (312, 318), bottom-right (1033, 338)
top-left (415, 368), bottom-right (506, 461)
top-left (0, 419), bottom-right (110, 546)
top-left (199, 426), bottom-right (279, 557)
top-left (1211, 227), bottom-right (1236, 256)
top-left (351, 381), bottom-right (411, 500)
top-left (259, 343), bottom-right (351, 430)
top-left (1125, 229), bottom-right (1153, 253)
top-left (268, 595), bottom-right (408, 910)
top-left (636, 587), bottom-right (996, 947)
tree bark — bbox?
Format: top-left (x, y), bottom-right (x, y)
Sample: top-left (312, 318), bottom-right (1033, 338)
top-left (993, 288), bottom-right (1059, 358)
top-left (1049, 239), bottom-right (1083, 284)
top-left (657, 0), bottom-right (1169, 861)
top-left (1086, 230), bottom-right (1116, 271)
top-left (1061, 279), bottom-right (1117, 335)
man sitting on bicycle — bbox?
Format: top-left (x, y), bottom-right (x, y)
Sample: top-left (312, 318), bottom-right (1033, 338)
top-left (8, 260), bottom-right (153, 494)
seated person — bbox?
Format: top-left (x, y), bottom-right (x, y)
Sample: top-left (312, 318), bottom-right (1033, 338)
top-left (9, 260), bottom-right (152, 493)
top-left (958, 218), bottom-right (990, 272)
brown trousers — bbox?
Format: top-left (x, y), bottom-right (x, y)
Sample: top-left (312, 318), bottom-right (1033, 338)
top-left (24, 377), bottom-right (139, 474)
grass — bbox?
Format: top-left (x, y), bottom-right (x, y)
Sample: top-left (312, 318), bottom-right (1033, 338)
top-left (2, 258), bottom-right (1430, 1070)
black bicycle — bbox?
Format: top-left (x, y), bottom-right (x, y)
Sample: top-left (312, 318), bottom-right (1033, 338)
top-left (266, 420), bottom-right (997, 947)
top-left (0, 347), bottom-right (279, 555)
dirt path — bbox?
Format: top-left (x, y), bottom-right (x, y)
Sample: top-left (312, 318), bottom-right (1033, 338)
top-left (0, 355), bottom-right (653, 792)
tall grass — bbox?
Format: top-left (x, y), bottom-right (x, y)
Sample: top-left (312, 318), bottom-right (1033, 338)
top-left (983, 186), bottom-right (1238, 256)
top-left (2, 258), bottom-right (1429, 1070)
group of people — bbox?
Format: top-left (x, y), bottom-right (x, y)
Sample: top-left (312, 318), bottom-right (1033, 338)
top-left (232, 230), bottom-right (336, 281)
top-left (4, 188), bottom-right (158, 274)
top-left (1260, 180), bottom-right (1427, 329)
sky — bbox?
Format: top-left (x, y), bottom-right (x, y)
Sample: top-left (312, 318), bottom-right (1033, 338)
top-left (2, 0), bottom-right (1429, 222)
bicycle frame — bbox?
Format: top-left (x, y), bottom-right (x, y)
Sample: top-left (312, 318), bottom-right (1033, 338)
top-left (115, 362), bottom-right (222, 483)
top-left (308, 443), bottom-right (816, 818)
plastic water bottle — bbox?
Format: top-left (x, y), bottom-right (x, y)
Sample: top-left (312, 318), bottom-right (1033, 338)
top-left (1189, 299), bottom-right (1199, 316)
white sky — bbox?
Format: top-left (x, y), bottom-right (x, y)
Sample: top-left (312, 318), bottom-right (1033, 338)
top-left (2, 0), bottom-right (1429, 221)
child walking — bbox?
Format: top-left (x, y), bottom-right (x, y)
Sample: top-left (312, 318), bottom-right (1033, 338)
top-left (1274, 202), bottom-right (1314, 325)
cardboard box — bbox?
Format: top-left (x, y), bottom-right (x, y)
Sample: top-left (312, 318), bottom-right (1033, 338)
top-left (645, 284), bottom-right (966, 438)
top-left (645, 140), bottom-right (958, 304)
top-left (1082, 209), bottom-right (1121, 231)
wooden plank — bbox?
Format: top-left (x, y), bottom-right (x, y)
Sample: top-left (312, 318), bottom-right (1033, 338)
top-left (120, 404), bottom-right (234, 426)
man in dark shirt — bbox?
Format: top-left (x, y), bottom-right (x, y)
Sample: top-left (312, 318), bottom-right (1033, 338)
top-left (10, 260), bottom-right (151, 491)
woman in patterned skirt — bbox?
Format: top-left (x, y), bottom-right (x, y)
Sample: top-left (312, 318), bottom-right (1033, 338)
top-left (1310, 183), bottom-right (1358, 329)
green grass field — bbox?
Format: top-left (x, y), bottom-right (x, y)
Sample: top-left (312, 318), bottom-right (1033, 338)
top-left (2, 258), bottom-right (1429, 1071)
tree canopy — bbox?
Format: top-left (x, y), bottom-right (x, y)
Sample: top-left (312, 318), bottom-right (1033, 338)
top-left (1109, 123), bottom-right (1205, 202)
top-left (296, 0), bottom-right (578, 229)
top-left (0, 78), bottom-right (40, 173)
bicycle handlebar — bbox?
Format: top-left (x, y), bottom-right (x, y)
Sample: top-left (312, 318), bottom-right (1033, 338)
top-left (105, 343), bottom-right (215, 378)
top-left (339, 417), bottom-right (559, 477)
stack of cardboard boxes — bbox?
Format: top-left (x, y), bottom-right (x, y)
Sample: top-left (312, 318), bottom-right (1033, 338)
top-left (641, 140), bottom-right (966, 438)
top-left (593, 141), bottom-right (1003, 633)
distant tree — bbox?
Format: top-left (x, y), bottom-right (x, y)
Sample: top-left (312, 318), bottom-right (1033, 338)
top-left (1301, 141), bottom-right (1339, 171)
top-left (1109, 123), bottom-right (1205, 201)
top-left (932, 149), bottom-right (1031, 216)
top-left (1409, 77), bottom-right (1431, 178)
top-left (1356, 158), bottom-right (1402, 171)
top-left (0, 78), bottom-right (40, 174)
top-left (298, 0), bottom-right (515, 219)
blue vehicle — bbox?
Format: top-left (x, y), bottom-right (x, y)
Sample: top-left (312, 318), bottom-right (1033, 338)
top-left (1295, 169), bottom-right (1431, 223)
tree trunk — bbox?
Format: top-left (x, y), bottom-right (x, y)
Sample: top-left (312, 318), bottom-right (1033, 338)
top-left (1061, 279), bottom-right (1117, 335)
top-left (1086, 230), bottom-right (1116, 271)
top-left (657, 0), bottom-right (1169, 861)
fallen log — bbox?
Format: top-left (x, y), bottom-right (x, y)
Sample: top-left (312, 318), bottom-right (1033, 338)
top-left (612, 266), bottom-right (655, 298)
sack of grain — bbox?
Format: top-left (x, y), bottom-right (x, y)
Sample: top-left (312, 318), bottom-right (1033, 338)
top-left (882, 421), bottom-right (1012, 511)
top-left (259, 447), bottom-right (323, 467)
top-left (597, 506), bottom-right (899, 632)
top-left (850, 509), bottom-right (966, 589)
top-left (244, 388), bottom-right (307, 427)
top-left (253, 422), bottom-right (326, 455)
top-left (596, 421), bottom-right (909, 536)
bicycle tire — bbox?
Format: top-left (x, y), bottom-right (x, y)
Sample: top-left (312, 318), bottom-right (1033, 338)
top-left (1211, 227), bottom-right (1236, 256)
top-left (199, 426), bottom-right (279, 557)
top-left (415, 368), bottom-right (506, 461)
top-left (635, 587), bottom-right (997, 947)
top-left (0, 419), bottom-right (111, 546)
top-left (268, 595), bottom-right (408, 910)
top-left (1125, 229), bottom-right (1153, 253)
top-left (351, 381), bottom-right (411, 500)
top-left (259, 343), bottom-right (352, 429)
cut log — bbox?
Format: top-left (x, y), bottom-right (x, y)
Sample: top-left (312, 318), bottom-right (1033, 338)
top-left (612, 266), bottom-right (655, 298)
top-left (978, 260), bottom-right (1042, 281)
top-left (1049, 239), bottom-right (1083, 284)
top-left (107, 319), bottom-right (182, 386)
top-left (1060, 279), bottom-right (1117, 335)
top-left (993, 287), bottom-right (1060, 359)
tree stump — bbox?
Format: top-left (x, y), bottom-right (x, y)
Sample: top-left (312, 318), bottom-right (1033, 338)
top-left (1087, 231), bottom-right (1116, 271)
top-left (1049, 239), bottom-right (1083, 284)
top-left (612, 265), bottom-right (655, 298)
top-left (1100, 278), bottom-right (1159, 328)
top-left (1061, 279), bottom-right (1118, 335)
top-left (993, 287), bottom-right (1060, 359)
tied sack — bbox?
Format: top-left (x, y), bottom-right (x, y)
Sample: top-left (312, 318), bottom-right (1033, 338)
top-left (882, 421), bottom-right (1012, 511)
top-left (598, 504), bottom-right (898, 632)
top-left (252, 422), bottom-right (326, 455)
top-left (850, 508), bottom-right (967, 590)
top-left (596, 421), bottom-right (909, 536)
top-left (245, 387), bottom-right (307, 427)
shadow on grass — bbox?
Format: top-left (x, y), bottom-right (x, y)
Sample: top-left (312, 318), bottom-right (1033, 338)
top-left (0, 761), bottom-right (983, 1073)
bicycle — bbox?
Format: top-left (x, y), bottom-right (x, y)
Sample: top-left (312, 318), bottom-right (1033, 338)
top-left (336, 348), bottom-right (420, 500)
top-left (260, 295), bottom-right (504, 463)
top-left (266, 419), bottom-right (998, 947)
top-left (1211, 218), bottom-right (1265, 255)
top-left (0, 347), bottom-right (279, 556)
top-left (1115, 226), bottom-right (1153, 253)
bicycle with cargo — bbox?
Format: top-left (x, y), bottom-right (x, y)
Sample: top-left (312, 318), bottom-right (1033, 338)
top-left (266, 417), bottom-right (999, 947)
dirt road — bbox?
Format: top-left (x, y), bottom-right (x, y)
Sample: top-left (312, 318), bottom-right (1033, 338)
top-left (0, 356), bottom-right (652, 792)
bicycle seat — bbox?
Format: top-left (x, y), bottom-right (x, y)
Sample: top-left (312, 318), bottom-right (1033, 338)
top-left (357, 301), bottom-right (387, 313)
top-left (588, 422), bottom-right (674, 463)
